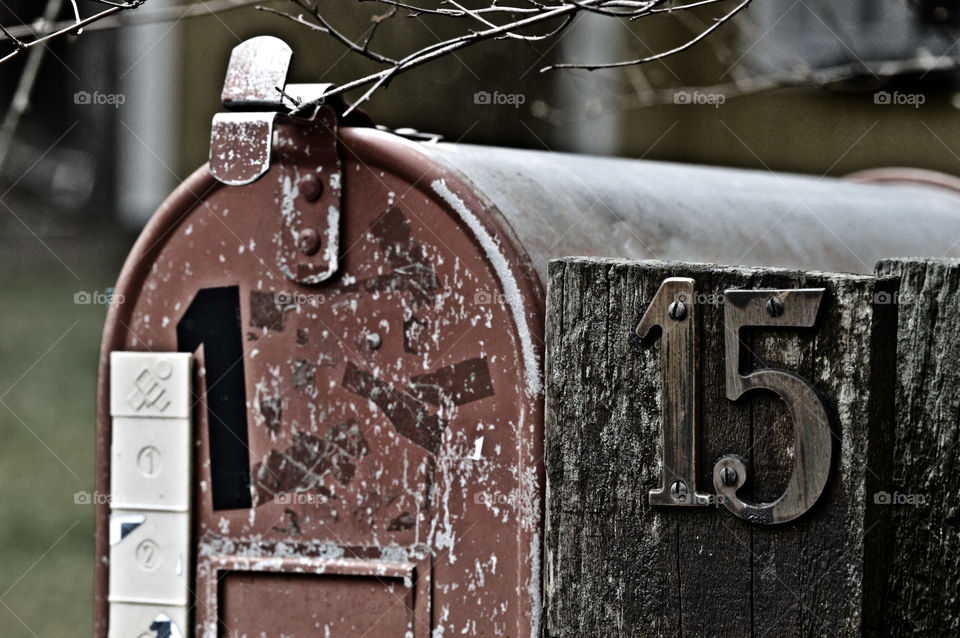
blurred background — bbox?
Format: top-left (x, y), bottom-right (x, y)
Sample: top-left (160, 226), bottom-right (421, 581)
top-left (1, 0), bottom-right (959, 634)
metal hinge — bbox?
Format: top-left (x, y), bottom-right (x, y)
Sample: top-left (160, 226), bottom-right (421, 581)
top-left (209, 36), bottom-right (343, 284)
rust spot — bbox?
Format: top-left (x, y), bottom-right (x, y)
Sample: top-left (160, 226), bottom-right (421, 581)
top-left (251, 419), bottom-right (368, 506)
top-left (409, 357), bottom-right (494, 408)
top-left (260, 397), bottom-right (282, 435)
top-left (338, 208), bottom-right (438, 306)
top-left (339, 268), bottom-right (437, 308)
top-left (317, 334), bottom-right (340, 368)
top-left (249, 290), bottom-right (287, 331)
top-left (293, 359), bottom-right (316, 390)
top-left (296, 327), bottom-right (309, 346)
top-left (420, 456), bottom-right (435, 512)
top-left (342, 362), bottom-right (446, 455)
top-left (352, 490), bottom-right (383, 529)
top-left (254, 449), bottom-right (307, 498)
top-left (387, 512), bottom-right (416, 531)
top-left (403, 316), bottom-right (428, 354)
top-left (373, 206), bottom-right (425, 270)
top-left (272, 508), bottom-right (302, 535)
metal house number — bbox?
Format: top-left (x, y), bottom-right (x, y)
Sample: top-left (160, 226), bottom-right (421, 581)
top-left (637, 278), bottom-right (832, 525)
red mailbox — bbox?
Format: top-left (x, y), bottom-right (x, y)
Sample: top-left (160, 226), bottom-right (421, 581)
top-left (96, 36), bottom-right (960, 638)
top-left (97, 36), bottom-right (545, 638)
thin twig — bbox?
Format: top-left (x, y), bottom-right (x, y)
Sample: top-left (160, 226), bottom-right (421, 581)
top-left (0, 0), bottom-right (274, 43)
top-left (0, 1), bottom-right (146, 67)
top-left (294, 0), bottom-right (396, 63)
top-left (0, 22), bottom-right (26, 49)
top-left (359, 0), bottom-right (545, 17)
top-left (68, 0), bottom-right (83, 34)
top-left (307, 0), bottom-right (586, 115)
top-left (265, 0), bottom-right (752, 113)
top-left (0, 0), bottom-right (64, 170)
top-left (543, 0), bottom-right (752, 70)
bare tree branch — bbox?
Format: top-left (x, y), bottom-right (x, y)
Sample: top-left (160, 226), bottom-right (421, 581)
top-left (0, 0), bottom-right (278, 46)
top-left (7, 0), bottom-right (933, 139)
top-left (0, 0), bottom-right (64, 170)
top-left (267, 0), bottom-right (748, 115)
top-left (357, 0), bottom-right (544, 18)
top-left (258, 1), bottom-right (399, 64)
top-left (0, 1), bottom-right (146, 67)
top-left (544, 0), bottom-right (751, 70)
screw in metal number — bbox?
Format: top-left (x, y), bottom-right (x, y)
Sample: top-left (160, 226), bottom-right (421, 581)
top-left (766, 296), bottom-right (784, 317)
top-left (670, 480), bottom-right (688, 502)
top-left (668, 301), bottom-right (687, 321)
top-left (719, 466), bottom-right (738, 486)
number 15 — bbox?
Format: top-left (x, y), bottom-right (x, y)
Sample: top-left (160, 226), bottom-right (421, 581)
top-left (637, 278), bottom-right (832, 525)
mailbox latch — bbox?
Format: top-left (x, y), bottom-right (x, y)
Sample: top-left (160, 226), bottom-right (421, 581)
top-left (209, 36), bottom-right (344, 284)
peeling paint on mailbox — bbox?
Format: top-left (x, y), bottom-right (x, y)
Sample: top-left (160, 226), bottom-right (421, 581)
top-left (96, 78), bottom-right (546, 635)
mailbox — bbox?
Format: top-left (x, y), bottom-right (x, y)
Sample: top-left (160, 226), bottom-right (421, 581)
top-left (95, 36), bottom-right (960, 637)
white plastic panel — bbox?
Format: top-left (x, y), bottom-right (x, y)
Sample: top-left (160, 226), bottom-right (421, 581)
top-left (109, 351), bottom-right (193, 633)
top-left (108, 510), bottom-right (191, 606)
top-left (108, 602), bottom-right (187, 638)
top-left (110, 417), bottom-right (190, 511)
top-left (110, 352), bottom-right (192, 419)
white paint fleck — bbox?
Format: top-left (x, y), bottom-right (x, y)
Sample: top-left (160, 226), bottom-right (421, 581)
top-left (431, 179), bottom-right (541, 396)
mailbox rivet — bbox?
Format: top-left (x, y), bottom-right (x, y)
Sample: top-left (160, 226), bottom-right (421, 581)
top-left (297, 228), bottom-right (321, 256)
top-left (300, 173), bottom-right (323, 201)
top-left (366, 333), bottom-right (382, 350)
top-left (670, 480), bottom-right (688, 502)
top-left (668, 301), bottom-right (687, 321)
top-left (767, 297), bottom-right (784, 318)
top-left (720, 466), bottom-right (738, 486)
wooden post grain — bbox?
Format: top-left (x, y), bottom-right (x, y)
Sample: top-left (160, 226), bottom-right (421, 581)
top-left (874, 259), bottom-right (960, 634)
top-left (544, 259), bottom-right (897, 637)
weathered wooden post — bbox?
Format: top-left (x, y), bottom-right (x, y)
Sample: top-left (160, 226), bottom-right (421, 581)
top-left (544, 259), bottom-right (898, 636)
top-left (874, 259), bottom-right (960, 634)
top-left (545, 257), bottom-right (960, 636)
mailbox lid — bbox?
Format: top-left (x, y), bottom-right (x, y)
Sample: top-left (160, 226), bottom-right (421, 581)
top-left (96, 121), bottom-right (545, 637)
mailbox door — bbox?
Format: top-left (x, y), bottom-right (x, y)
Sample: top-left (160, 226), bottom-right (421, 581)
top-left (96, 120), bottom-right (544, 637)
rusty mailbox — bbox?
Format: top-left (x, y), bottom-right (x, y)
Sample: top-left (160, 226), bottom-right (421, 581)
top-left (95, 36), bottom-right (960, 637)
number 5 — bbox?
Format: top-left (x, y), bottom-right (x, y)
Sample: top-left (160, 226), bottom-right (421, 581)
top-left (637, 278), bottom-right (832, 524)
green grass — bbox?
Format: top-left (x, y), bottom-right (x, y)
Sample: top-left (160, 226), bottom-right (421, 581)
top-left (0, 218), bottom-right (130, 637)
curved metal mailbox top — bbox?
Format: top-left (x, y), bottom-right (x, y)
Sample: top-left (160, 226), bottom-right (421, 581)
top-left (390, 131), bottom-right (960, 278)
